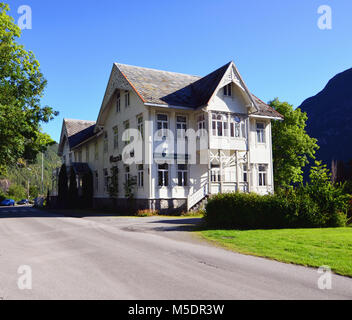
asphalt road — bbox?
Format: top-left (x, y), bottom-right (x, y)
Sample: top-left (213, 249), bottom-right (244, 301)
top-left (0, 206), bottom-right (351, 300)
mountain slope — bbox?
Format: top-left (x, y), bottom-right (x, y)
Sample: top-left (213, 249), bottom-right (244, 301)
top-left (0, 144), bottom-right (61, 196)
top-left (299, 68), bottom-right (352, 166)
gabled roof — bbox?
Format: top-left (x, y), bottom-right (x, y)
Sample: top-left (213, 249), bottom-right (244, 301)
top-left (251, 95), bottom-right (283, 119)
top-left (115, 62), bottom-right (283, 118)
top-left (64, 119), bottom-right (96, 139)
top-left (116, 63), bottom-right (201, 107)
top-left (58, 119), bottom-right (96, 155)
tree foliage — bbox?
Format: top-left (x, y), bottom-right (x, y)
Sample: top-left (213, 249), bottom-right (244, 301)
top-left (68, 167), bottom-right (78, 208)
top-left (0, 3), bottom-right (58, 174)
top-left (82, 171), bottom-right (93, 208)
top-left (58, 163), bottom-right (68, 205)
top-left (270, 98), bottom-right (319, 189)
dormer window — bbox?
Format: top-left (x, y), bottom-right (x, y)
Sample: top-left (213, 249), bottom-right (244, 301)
top-left (224, 84), bottom-right (232, 97)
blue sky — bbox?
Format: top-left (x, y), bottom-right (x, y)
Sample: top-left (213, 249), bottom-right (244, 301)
top-left (7, 0), bottom-right (352, 142)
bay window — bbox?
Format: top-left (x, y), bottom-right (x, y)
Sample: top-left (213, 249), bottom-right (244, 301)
top-left (212, 114), bottom-right (227, 137)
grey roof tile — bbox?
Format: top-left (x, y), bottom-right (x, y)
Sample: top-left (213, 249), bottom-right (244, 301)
top-left (116, 63), bottom-right (283, 118)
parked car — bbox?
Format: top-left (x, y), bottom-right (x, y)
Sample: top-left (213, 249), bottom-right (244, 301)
top-left (1, 199), bottom-right (15, 206)
top-left (17, 199), bottom-right (29, 205)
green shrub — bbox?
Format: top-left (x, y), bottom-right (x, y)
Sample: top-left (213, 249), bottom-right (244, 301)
top-left (0, 189), bottom-right (6, 202)
top-left (204, 189), bottom-right (348, 230)
top-left (136, 209), bottom-right (159, 217)
top-left (7, 184), bottom-right (26, 201)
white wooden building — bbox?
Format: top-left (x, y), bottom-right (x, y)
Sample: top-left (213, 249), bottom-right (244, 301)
top-left (54, 61), bottom-right (283, 213)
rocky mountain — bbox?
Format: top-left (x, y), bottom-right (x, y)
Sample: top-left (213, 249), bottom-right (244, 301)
top-left (299, 68), bottom-right (352, 167)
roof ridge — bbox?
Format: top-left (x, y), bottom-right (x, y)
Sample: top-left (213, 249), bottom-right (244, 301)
top-left (64, 118), bottom-right (96, 123)
top-left (115, 62), bottom-right (201, 79)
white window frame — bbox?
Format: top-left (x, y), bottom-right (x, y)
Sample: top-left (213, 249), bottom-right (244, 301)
top-left (211, 164), bottom-right (221, 183)
top-left (177, 164), bottom-right (188, 187)
top-left (243, 164), bottom-right (248, 183)
top-left (137, 115), bottom-right (144, 140)
top-left (157, 114), bottom-right (169, 138)
top-left (137, 164), bottom-right (144, 188)
top-left (124, 91), bottom-right (130, 108)
top-left (230, 116), bottom-right (242, 138)
top-left (256, 122), bottom-right (266, 144)
top-left (197, 114), bottom-right (206, 136)
top-left (212, 114), bottom-right (227, 137)
top-left (176, 115), bottom-right (187, 139)
top-left (224, 83), bottom-right (232, 97)
top-left (258, 165), bottom-right (267, 187)
top-left (158, 163), bottom-right (169, 187)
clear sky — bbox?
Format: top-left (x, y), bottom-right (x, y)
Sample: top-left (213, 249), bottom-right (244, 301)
top-left (7, 0), bottom-right (352, 142)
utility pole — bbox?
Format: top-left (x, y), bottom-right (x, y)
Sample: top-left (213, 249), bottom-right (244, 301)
top-left (41, 152), bottom-right (44, 194)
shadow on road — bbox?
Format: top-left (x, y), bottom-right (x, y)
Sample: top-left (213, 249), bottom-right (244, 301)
top-left (0, 206), bottom-right (64, 219)
top-left (148, 218), bottom-right (203, 232)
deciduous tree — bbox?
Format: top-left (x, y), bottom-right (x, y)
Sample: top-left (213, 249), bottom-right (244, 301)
top-left (0, 3), bottom-right (58, 174)
top-left (270, 98), bottom-right (319, 189)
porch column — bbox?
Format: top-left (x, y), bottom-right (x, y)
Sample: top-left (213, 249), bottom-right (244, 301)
top-left (219, 149), bottom-right (223, 193)
top-left (207, 111), bottom-right (212, 189)
top-left (236, 150), bottom-right (240, 192)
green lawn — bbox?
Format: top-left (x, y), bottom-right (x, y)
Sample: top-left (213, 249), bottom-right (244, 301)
top-left (199, 228), bottom-right (352, 277)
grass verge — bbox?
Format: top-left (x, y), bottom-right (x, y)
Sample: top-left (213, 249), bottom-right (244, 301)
top-left (199, 228), bottom-right (352, 277)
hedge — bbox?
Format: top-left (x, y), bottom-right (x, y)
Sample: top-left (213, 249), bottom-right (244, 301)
top-left (204, 190), bottom-right (348, 230)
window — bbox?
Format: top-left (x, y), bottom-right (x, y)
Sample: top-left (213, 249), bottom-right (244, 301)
top-left (212, 114), bottom-right (227, 137)
top-left (138, 164), bottom-right (144, 188)
top-left (95, 171), bottom-right (99, 191)
top-left (258, 165), bottom-right (267, 186)
top-left (157, 114), bottom-right (168, 138)
top-left (176, 116), bottom-right (187, 139)
top-left (177, 164), bottom-right (188, 187)
top-left (78, 150), bottom-right (82, 162)
top-left (243, 164), bottom-right (248, 183)
top-left (256, 122), bottom-right (266, 143)
top-left (197, 114), bottom-right (206, 136)
top-left (113, 126), bottom-right (118, 150)
top-left (86, 146), bottom-right (89, 162)
top-left (158, 164), bottom-right (169, 187)
top-left (125, 91), bottom-right (130, 108)
top-left (94, 142), bottom-right (99, 160)
top-left (124, 121), bottom-right (130, 145)
top-left (125, 166), bottom-right (130, 183)
top-left (211, 164), bottom-right (221, 182)
top-left (137, 115), bottom-right (144, 140)
top-left (116, 91), bottom-right (121, 113)
top-left (224, 83), bottom-right (232, 97)
top-left (103, 132), bottom-right (108, 153)
top-left (230, 116), bottom-right (242, 138)
top-left (104, 169), bottom-right (109, 192)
